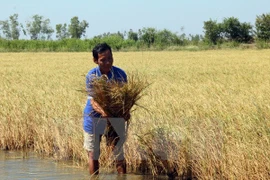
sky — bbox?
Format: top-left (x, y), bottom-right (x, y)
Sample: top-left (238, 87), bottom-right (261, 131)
top-left (1, 0), bottom-right (270, 39)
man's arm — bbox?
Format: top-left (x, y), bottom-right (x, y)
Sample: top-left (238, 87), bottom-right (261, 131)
top-left (91, 99), bottom-right (108, 117)
top-left (86, 72), bottom-right (107, 117)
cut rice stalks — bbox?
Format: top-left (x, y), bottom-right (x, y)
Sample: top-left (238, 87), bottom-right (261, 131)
top-left (88, 73), bottom-right (149, 120)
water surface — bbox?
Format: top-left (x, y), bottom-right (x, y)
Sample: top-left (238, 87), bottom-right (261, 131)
top-left (0, 151), bottom-right (168, 180)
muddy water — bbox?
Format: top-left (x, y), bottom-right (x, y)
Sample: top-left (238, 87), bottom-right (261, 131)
top-left (0, 151), bottom-right (167, 180)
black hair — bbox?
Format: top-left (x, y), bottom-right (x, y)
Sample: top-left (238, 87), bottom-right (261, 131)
top-left (92, 43), bottom-right (112, 60)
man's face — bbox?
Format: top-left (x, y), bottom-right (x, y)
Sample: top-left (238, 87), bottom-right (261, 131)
top-left (94, 49), bottom-right (113, 74)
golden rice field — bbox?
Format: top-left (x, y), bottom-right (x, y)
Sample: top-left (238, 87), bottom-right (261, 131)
top-left (0, 50), bottom-right (270, 179)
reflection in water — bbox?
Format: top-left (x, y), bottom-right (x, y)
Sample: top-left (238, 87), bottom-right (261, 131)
top-left (0, 151), bottom-right (168, 180)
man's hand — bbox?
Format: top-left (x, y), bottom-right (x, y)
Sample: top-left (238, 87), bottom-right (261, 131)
top-left (91, 99), bottom-right (108, 117)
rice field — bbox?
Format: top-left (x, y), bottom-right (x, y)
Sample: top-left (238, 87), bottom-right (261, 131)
top-left (0, 50), bottom-right (270, 179)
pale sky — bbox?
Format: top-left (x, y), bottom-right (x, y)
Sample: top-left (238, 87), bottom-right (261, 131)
top-left (1, 0), bottom-right (269, 39)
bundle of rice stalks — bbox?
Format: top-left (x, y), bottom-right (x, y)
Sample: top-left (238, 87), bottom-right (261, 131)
top-left (88, 73), bottom-right (149, 120)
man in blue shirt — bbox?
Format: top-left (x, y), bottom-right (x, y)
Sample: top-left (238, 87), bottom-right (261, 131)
top-left (83, 43), bottom-right (128, 175)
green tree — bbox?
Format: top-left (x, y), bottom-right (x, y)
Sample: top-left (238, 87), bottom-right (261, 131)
top-left (222, 17), bottom-right (253, 43)
top-left (189, 34), bottom-right (203, 45)
top-left (222, 17), bottom-right (241, 41)
top-left (203, 19), bottom-right (222, 45)
top-left (26, 14), bottom-right (54, 40)
top-left (255, 13), bottom-right (270, 41)
top-left (178, 33), bottom-right (188, 45)
top-left (9, 14), bottom-right (20, 40)
top-left (41, 19), bottom-right (54, 40)
top-left (0, 20), bottom-right (11, 39)
top-left (239, 22), bottom-right (254, 43)
top-left (138, 29), bottom-right (142, 39)
top-left (155, 29), bottom-right (179, 47)
top-left (68, 16), bottom-right (89, 39)
top-left (127, 29), bottom-right (138, 41)
top-left (56, 23), bottom-right (69, 40)
top-left (116, 31), bottom-right (124, 39)
top-left (141, 27), bottom-right (157, 47)
top-left (0, 14), bottom-right (21, 40)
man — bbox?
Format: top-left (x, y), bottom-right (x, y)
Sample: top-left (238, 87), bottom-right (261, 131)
top-left (83, 43), bottom-right (128, 175)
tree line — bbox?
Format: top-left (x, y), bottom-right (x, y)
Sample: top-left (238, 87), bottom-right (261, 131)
top-left (0, 13), bottom-right (269, 51)
top-left (0, 14), bottom-right (89, 40)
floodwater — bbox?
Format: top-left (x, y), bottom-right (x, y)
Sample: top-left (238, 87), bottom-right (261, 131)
top-left (0, 151), bottom-right (168, 180)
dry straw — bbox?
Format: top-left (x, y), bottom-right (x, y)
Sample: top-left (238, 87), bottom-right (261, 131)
top-left (88, 73), bottom-right (149, 120)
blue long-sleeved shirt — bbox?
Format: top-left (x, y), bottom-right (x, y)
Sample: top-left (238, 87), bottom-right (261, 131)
top-left (83, 66), bottom-right (127, 133)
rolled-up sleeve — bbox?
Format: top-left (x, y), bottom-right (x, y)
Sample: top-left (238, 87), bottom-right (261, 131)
top-left (86, 73), bottom-right (96, 99)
